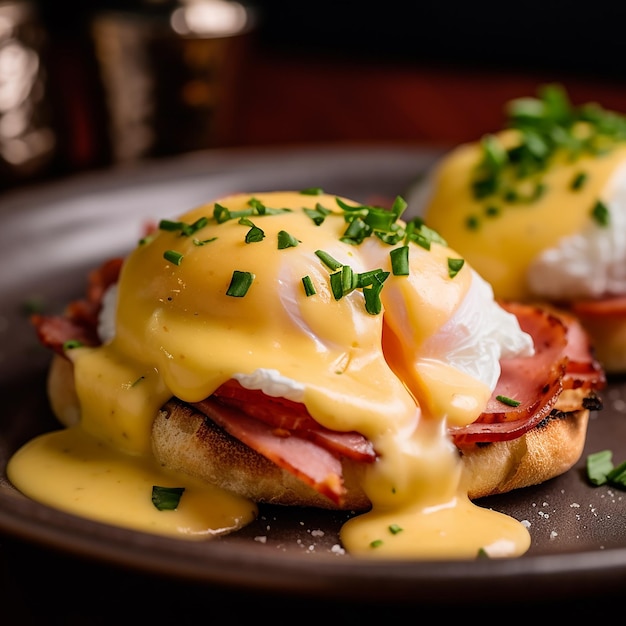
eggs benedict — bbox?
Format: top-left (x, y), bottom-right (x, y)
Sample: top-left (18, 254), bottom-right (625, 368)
top-left (11, 190), bottom-right (604, 559)
top-left (412, 84), bottom-right (626, 373)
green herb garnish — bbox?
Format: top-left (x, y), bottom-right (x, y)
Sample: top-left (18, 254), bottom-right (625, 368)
top-left (315, 250), bottom-right (343, 271)
top-left (585, 449), bottom-right (626, 489)
top-left (304, 203), bottom-right (332, 225)
top-left (447, 258), bottom-right (465, 278)
top-left (361, 270), bottom-right (389, 315)
top-left (390, 245), bottom-right (409, 276)
top-left (586, 450), bottom-right (614, 486)
top-left (607, 461), bottom-right (626, 488)
top-left (164, 250), bottom-right (184, 265)
top-left (151, 486), bottom-right (185, 511)
top-left (470, 83), bottom-right (626, 225)
top-left (239, 217), bottom-right (265, 243)
top-left (159, 216), bottom-right (208, 236)
top-left (226, 270), bottom-right (255, 297)
top-left (193, 237), bottom-right (217, 246)
top-left (496, 394), bottom-right (521, 407)
top-left (277, 230), bottom-right (299, 249)
top-left (302, 275), bottom-right (316, 296)
top-left (62, 339), bottom-right (83, 351)
top-left (213, 198), bottom-right (292, 224)
top-left (571, 171), bottom-right (588, 190)
top-left (591, 200), bottom-right (610, 226)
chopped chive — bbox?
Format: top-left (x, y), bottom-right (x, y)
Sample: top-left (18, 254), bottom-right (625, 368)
top-left (447, 258), bottom-right (465, 278)
top-left (300, 187), bottom-right (324, 195)
top-left (406, 221), bottom-right (447, 249)
top-left (341, 265), bottom-right (358, 294)
top-left (189, 216), bottom-right (208, 232)
top-left (244, 225), bottom-right (265, 243)
top-left (341, 217), bottom-right (371, 245)
top-left (571, 171), bottom-right (588, 190)
top-left (278, 230), bottom-right (299, 249)
top-left (193, 237), bottom-right (217, 246)
top-left (362, 206), bottom-right (396, 231)
top-left (226, 270), bottom-right (255, 297)
top-left (496, 394), bottom-right (521, 407)
top-left (362, 270), bottom-right (388, 315)
top-left (477, 547), bottom-right (490, 559)
top-left (164, 250), bottom-right (184, 265)
top-left (159, 216), bottom-right (208, 236)
top-left (138, 234), bottom-right (155, 246)
top-left (466, 215), bottom-right (480, 230)
top-left (390, 195), bottom-right (408, 220)
top-left (335, 197), bottom-right (365, 214)
top-left (586, 450), bottom-right (613, 486)
top-left (607, 461), bottom-right (626, 488)
top-left (181, 216), bottom-right (208, 236)
top-left (329, 270), bottom-right (345, 300)
top-left (247, 197), bottom-right (266, 214)
top-left (591, 200), bottom-right (610, 226)
top-left (158, 219), bottom-right (182, 232)
top-left (213, 202), bottom-right (231, 223)
top-left (151, 486), bottom-right (185, 511)
top-left (315, 249), bottom-right (343, 271)
top-left (63, 339), bottom-right (83, 351)
top-left (390, 245), bottom-right (409, 276)
top-left (388, 523), bottom-right (403, 535)
top-left (357, 268), bottom-right (388, 288)
top-left (302, 275), bottom-right (316, 296)
top-left (238, 216), bottom-right (265, 242)
top-left (375, 228), bottom-right (403, 245)
top-left (304, 203), bottom-right (331, 225)
top-left (503, 188), bottom-right (518, 203)
top-left (369, 539), bottom-right (384, 548)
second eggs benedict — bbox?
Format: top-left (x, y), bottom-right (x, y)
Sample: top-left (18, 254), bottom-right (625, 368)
top-left (12, 189), bottom-right (604, 559)
top-left (413, 84), bottom-right (626, 373)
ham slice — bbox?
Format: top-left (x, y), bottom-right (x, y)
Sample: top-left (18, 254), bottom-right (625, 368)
top-left (449, 302), bottom-right (605, 446)
top-left (32, 257), bottom-right (123, 355)
top-left (192, 397), bottom-right (349, 505)
top-left (212, 379), bottom-right (376, 462)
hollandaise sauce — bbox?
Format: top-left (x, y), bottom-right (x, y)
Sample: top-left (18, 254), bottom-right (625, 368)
top-left (9, 427), bottom-right (257, 538)
top-left (9, 190), bottom-right (533, 558)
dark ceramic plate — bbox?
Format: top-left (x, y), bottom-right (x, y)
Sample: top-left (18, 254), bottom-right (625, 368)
top-left (1, 145), bottom-right (626, 608)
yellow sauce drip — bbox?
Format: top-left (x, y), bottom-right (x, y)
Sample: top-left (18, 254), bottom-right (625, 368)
top-left (8, 191), bottom-right (531, 557)
top-left (9, 427), bottom-right (257, 538)
top-left (422, 132), bottom-right (626, 301)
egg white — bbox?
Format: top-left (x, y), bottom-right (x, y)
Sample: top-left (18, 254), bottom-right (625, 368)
top-left (527, 161), bottom-right (626, 300)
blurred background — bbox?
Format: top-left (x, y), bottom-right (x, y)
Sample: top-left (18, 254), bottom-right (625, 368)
top-left (2, 0), bottom-right (626, 192)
